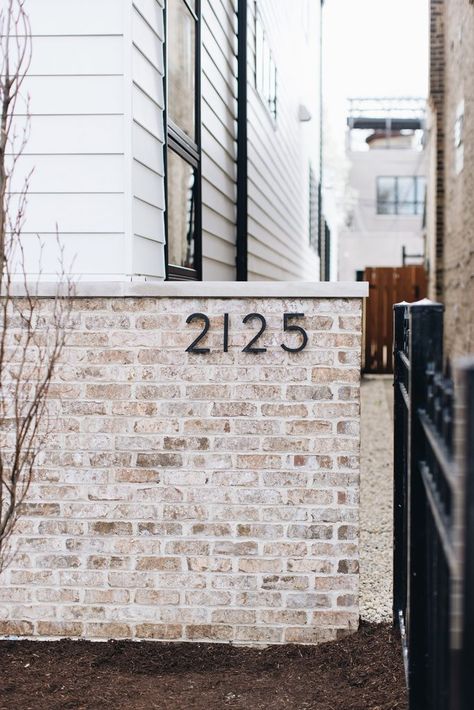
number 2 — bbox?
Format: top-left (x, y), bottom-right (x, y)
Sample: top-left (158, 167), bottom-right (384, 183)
top-left (242, 313), bottom-right (267, 353)
top-left (185, 313), bottom-right (210, 354)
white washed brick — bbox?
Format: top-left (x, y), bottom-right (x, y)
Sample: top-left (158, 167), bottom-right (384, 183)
top-left (1, 295), bottom-right (363, 646)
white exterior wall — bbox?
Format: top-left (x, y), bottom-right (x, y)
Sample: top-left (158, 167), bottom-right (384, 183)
top-left (131, 0), bottom-right (166, 279)
top-left (246, 1), bottom-right (320, 281)
top-left (201, 0), bottom-right (238, 281)
top-left (338, 147), bottom-right (426, 281)
top-left (17, 0), bottom-right (130, 280)
top-left (15, 0), bottom-right (166, 282)
top-left (13, 0), bottom-right (320, 283)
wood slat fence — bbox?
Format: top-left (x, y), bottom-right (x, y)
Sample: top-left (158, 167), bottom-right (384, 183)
top-left (364, 266), bottom-right (427, 374)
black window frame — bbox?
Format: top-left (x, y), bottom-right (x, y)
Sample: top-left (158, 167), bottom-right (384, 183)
top-left (376, 175), bottom-right (426, 216)
top-left (164, 0), bottom-right (202, 281)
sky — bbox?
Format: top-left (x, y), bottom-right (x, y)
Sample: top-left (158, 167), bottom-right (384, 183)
top-left (323, 0), bottom-right (429, 124)
top-left (321, 0), bottom-right (429, 277)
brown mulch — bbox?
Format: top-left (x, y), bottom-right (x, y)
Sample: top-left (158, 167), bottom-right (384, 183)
top-left (0, 622), bottom-right (407, 710)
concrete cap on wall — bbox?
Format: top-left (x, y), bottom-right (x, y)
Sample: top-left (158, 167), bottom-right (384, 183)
top-left (9, 281), bottom-right (369, 299)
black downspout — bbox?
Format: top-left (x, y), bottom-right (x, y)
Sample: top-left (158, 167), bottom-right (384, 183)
top-left (236, 0), bottom-right (248, 281)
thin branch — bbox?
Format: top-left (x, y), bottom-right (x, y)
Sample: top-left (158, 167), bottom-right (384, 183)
top-left (0, 0), bottom-right (72, 573)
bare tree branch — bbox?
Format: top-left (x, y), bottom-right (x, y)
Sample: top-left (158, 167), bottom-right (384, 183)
top-left (0, 0), bottom-right (72, 574)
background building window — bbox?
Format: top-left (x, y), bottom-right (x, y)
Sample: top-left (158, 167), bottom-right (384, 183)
top-left (377, 176), bottom-right (426, 215)
top-left (255, 4), bottom-right (277, 120)
top-left (166, 0), bottom-right (201, 280)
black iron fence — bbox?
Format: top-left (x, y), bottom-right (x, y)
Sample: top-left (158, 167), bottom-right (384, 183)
top-left (393, 300), bottom-right (474, 710)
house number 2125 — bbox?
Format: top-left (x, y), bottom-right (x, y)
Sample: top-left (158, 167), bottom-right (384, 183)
top-left (185, 313), bottom-right (308, 354)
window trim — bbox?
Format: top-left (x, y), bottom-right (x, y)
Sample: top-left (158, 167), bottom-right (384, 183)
top-left (254, 2), bottom-right (278, 124)
top-left (164, 0), bottom-right (202, 281)
top-left (376, 175), bottom-right (426, 216)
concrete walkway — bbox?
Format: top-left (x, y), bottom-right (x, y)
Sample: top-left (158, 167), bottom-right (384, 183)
top-left (359, 375), bottom-right (394, 623)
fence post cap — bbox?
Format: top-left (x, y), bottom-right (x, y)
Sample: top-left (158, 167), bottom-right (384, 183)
top-left (454, 355), bottom-right (474, 372)
top-left (409, 298), bottom-right (443, 307)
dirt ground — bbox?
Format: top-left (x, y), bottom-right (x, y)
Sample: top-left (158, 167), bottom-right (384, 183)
top-left (0, 622), bottom-right (407, 710)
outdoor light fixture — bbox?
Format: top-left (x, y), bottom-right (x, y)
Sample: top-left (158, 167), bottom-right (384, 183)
top-left (298, 104), bottom-right (312, 122)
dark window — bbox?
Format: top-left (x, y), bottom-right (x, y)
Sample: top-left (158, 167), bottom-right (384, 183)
top-left (255, 4), bottom-right (277, 121)
top-left (376, 176), bottom-right (426, 216)
top-left (166, 0), bottom-right (201, 280)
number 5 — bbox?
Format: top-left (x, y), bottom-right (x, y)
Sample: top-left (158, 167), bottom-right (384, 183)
top-left (281, 313), bottom-right (308, 353)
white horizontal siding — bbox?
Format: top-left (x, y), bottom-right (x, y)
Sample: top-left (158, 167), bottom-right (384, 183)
top-left (201, 0), bottom-right (237, 281)
top-left (133, 123), bottom-right (164, 175)
top-left (22, 0), bottom-right (125, 35)
top-left (10, 155), bottom-right (125, 194)
top-left (16, 115), bottom-right (124, 155)
top-left (132, 234), bottom-right (165, 276)
top-left (8, 0), bottom-right (128, 280)
top-left (246, 0), bottom-right (320, 281)
top-left (27, 36), bottom-right (124, 75)
top-left (133, 197), bottom-right (164, 242)
top-left (131, 0), bottom-right (166, 279)
top-left (15, 193), bottom-right (125, 234)
top-left (19, 234), bottom-right (126, 278)
top-left (22, 76), bottom-right (124, 116)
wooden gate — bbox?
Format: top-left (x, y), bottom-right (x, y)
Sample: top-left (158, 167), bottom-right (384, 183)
top-left (364, 265), bottom-right (427, 374)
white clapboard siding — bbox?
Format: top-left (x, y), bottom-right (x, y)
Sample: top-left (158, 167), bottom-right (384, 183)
top-left (21, 0), bottom-right (125, 35)
top-left (27, 36), bottom-right (124, 75)
top-left (16, 194), bottom-right (125, 234)
top-left (133, 197), bottom-right (164, 243)
top-left (132, 86), bottom-right (165, 140)
top-left (201, 0), bottom-right (238, 281)
top-left (23, 76), bottom-right (125, 116)
top-left (132, 161), bottom-right (165, 211)
top-left (131, 0), bottom-right (166, 279)
top-left (19, 234), bottom-right (127, 278)
top-left (10, 155), bottom-right (125, 195)
top-left (133, 123), bottom-right (164, 175)
top-left (132, 234), bottom-right (165, 276)
top-left (20, 116), bottom-right (125, 155)
top-left (13, 0), bottom-right (320, 283)
top-left (6, 0), bottom-right (129, 280)
top-left (246, 0), bottom-right (320, 281)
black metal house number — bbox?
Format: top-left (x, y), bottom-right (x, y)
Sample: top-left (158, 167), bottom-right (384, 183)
top-left (185, 313), bottom-right (308, 354)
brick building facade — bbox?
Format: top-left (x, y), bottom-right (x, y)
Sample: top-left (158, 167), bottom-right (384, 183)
top-left (0, 283), bottom-right (366, 645)
top-left (426, 0), bottom-right (474, 359)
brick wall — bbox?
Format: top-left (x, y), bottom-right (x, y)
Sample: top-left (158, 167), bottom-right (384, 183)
top-left (429, 0), bottom-right (474, 359)
top-left (428, 0), bottom-right (445, 300)
top-left (442, 0), bottom-right (474, 359)
top-left (0, 290), bottom-right (363, 645)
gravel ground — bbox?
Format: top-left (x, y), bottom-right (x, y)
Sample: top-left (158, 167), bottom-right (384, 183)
top-left (360, 375), bottom-right (394, 623)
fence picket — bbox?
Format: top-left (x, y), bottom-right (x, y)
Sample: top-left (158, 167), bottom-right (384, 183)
top-left (393, 301), bottom-right (473, 710)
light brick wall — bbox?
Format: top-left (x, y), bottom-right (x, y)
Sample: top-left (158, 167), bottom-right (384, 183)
top-left (429, 0), bottom-right (474, 359)
top-left (0, 294), bottom-right (362, 645)
top-left (442, 0), bottom-right (474, 359)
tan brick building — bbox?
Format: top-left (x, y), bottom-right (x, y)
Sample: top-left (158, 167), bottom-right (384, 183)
top-left (0, 283), bottom-right (366, 645)
top-left (426, 0), bottom-right (474, 359)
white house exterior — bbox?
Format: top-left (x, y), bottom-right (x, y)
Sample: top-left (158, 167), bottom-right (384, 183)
top-left (15, 0), bottom-right (322, 283)
top-left (337, 100), bottom-right (426, 281)
top-left (0, 1), bottom-right (371, 648)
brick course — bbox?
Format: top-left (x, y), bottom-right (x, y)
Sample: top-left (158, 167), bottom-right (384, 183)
top-left (0, 295), bottom-right (362, 645)
top-left (428, 0), bottom-right (474, 358)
